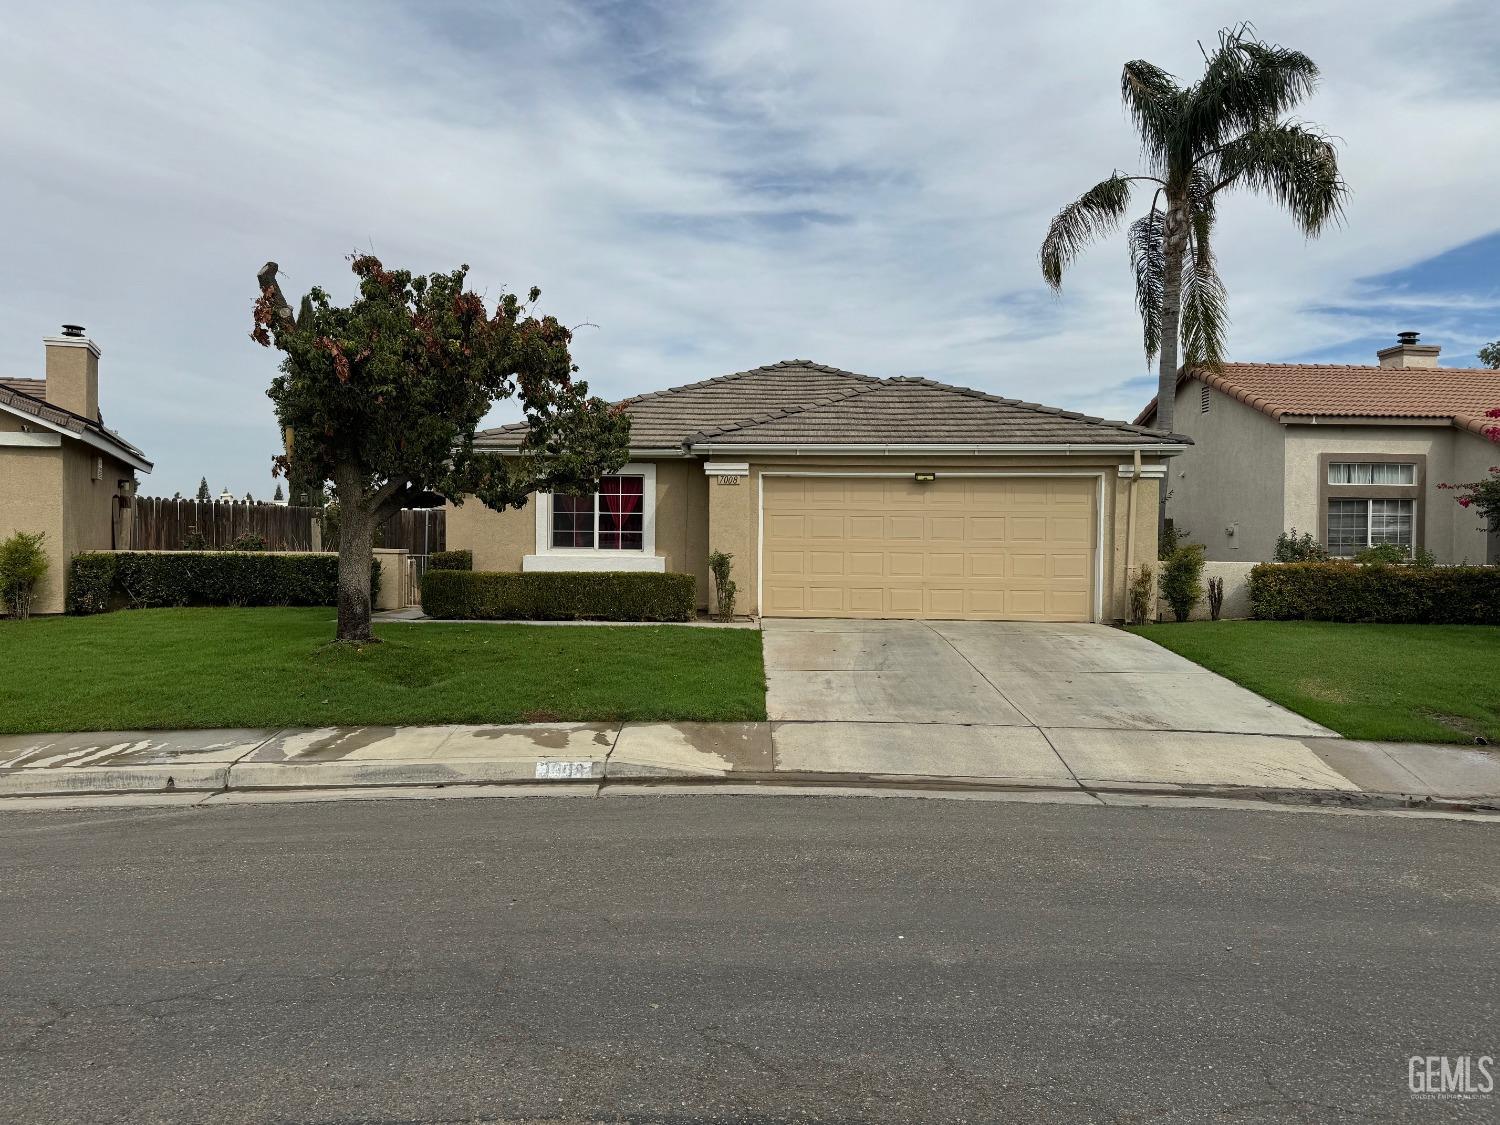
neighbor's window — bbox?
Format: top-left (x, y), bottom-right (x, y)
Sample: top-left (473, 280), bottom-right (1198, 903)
top-left (1327, 461), bottom-right (1416, 486)
top-left (1327, 498), bottom-right (1415, 556)
top-left (550, 475), bottom-right (644, 550)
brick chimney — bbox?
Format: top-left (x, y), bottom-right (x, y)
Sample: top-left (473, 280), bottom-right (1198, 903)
top-left (1376, 330), bottom-right (1441, 370)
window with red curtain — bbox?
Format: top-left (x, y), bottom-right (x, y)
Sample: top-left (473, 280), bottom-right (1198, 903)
top-left (551, 475), bottom-right (644, 550)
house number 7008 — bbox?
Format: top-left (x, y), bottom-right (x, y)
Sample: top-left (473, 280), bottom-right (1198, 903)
top-left (716, 474), bottom-right (742, 486)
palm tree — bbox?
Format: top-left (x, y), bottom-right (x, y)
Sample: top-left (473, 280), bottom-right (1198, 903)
top-left (1041, 24), bottom-right (1347, 438)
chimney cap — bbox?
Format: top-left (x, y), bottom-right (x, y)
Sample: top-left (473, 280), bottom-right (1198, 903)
top-left (1396, 330), bottom-right (1421, 345)
top-left (60, 324), bottom-right (86, 338)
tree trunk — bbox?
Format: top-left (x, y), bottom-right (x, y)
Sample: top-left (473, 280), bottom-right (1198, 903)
top-left (1155, 198), bottom-right (1190, 535)
top-left (332, 462), bottom-right (376, 644)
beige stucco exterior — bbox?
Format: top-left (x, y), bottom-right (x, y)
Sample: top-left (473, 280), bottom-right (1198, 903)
top-left (0, 434), bottom-right (137, 615)
top-left (1, 333), bottom-right (146, 615)
top-left (1164, 376), bottom-right (1497, 564)
top-left (450, 452), bottom-right (1160, 621)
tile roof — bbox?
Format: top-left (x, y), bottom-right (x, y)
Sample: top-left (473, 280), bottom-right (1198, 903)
top-left (1135, 363), bottom-right (1500, 436)
top-left (0, 377), bottom-right (46, 397)
top-left (479, 360), bottom-right (1182, 450)
top-left (0, 381), bottom-right (152, 470)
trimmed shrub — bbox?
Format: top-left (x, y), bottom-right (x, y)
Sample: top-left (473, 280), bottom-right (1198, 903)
top-left (67, 553), bottom-right (120, 615)
top-left (1159, 544), bottom-right (1206, 622)
top-left (428, 549), bottom-right (473, 571)
top-left (708, 550), bottom-right (737, 621)
top-left (1127, 563), bottom-right (1155, 624)
top-left (67, 552), bottom-right (380, 614)
top-left (1274, 528), bottom-right (1329, 562)
top-left (1248, 562), bottom-right (1500, 624)
top-left (422, 570), bottom-right (695, 622)
top-left (0, 531), bottom-right (49, 619)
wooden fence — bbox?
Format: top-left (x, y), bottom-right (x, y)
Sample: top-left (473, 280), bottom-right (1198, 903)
top-left (129, 498), bottom-right (319, 551)
top-left (129, 498), bottom-right (447, 555)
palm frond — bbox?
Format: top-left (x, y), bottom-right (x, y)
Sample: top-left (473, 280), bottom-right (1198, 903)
top-left (1120, 60), bottom-right (1181, 167)
top-left (1186, 25), bottom-right (1320, 151)
top-left (1040, 174), bottom-right (1134, 290)
top-left (1214, 122), bottom-right (1347, 234)
top-left (1179, 216), bottom-right (1227, 371)
top-left (1127, 210), bottom-right (1165, 362)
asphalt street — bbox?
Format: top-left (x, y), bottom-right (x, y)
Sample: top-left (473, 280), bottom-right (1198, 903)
top-left (1, 795), bottom-right (1496, 1123)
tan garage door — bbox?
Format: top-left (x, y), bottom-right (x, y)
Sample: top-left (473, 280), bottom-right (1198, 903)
top-left (761, 475), bottom-right (1097, 621)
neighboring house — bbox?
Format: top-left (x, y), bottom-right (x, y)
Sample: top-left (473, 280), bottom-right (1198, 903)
top-left (0, 326), bottom-right (153, 614)
top-left (450, 361), bottom-right (1186, 622)
top-left (1134, 333), bottom-right (1500, 564)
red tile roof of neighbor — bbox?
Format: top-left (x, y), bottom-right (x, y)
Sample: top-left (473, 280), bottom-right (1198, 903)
top-left (1135, 363), bottom-right (1500, 436)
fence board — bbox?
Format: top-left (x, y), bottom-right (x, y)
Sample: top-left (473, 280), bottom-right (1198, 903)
top-left (129, 498), bottom-right (446, 555)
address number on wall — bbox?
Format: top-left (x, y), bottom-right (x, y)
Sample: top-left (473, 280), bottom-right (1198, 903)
top-left (715, 474), bottom-right (742, 486)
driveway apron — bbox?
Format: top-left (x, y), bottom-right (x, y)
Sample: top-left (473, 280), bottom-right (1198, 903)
top-left (762, 618), bottom-right (1337, 786)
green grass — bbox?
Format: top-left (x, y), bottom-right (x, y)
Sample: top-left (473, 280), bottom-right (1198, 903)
top-left (1129, 620), bottom-right (1500, 744)
top-left (0, 608), bottom-right (767, 733)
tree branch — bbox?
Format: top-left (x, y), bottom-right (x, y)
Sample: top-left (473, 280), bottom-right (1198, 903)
top-left (256, 262), bottom-right (298, 331)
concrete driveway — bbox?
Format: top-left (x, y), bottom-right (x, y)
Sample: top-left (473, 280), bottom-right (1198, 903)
top-left (763, 618), bottom-right (1348, 790)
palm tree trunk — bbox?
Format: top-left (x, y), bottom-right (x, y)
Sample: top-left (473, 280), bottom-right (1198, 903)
top-left (332, 461), bottom-right (376, 645)
top-left (1155, 198), bottom-right (1189, 535)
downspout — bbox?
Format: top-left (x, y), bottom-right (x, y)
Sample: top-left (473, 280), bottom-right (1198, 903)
top-left (1125, 449), bottom-right (1142, 620)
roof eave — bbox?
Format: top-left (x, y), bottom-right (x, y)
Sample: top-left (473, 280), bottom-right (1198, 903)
top-left (0, 398), bottom-right (153, 473)
top-left (686, 441), bottom-right (1191, 456)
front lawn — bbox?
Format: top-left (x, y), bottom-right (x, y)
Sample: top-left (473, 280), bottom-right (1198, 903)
top-left (0, 608), bottom-right (766, 733)
top-left (1129, 620), bottom-right (1500, 744)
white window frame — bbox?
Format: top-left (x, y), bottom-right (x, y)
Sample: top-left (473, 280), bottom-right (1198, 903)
top-left (524, 461), bottom-right (663, 573)
top-left (1327, 497), bottom-right (1416, 556)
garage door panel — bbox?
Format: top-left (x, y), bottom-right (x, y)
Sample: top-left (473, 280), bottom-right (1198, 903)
top-left (763, 476), bottom-right (1096, 622)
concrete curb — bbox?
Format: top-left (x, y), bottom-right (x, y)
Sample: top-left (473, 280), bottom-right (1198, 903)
top-left (3, 765), bottom-right (1494, 820)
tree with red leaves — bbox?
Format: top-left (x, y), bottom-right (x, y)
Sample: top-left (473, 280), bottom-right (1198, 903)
top-left (253, 255), bottom-right (630, 643)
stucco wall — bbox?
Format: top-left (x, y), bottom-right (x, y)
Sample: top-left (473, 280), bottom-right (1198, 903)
top-left (1162, 379), bottom-right (1285, 561)
top-left (0, 443), bottom-right (66, 614)
top-left (1282, 424), bottom-right (1483, 564)
top-left (446, 458), bottom-right (710, 608)
top-left (1152, 560), bottom-right (1256, 622)
top-left (447, 453), bottom-right (1166, 622)
top-left (1450, 430), bottom-right (1500, 564)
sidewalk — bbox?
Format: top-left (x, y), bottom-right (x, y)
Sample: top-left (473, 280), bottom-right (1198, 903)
top-left (2, 721), bottom-right (1497, 813)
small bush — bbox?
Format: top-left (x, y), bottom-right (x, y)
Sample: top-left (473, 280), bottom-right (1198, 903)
top-left (428, 550), bottom-right (473, 571)
top-left (1207, 575), bottom-right (1225, 621)
top-left (1353, 542), bottom-right (1409, 566)
top-left (0, 531), bottom-right (49, 619)
top-left (422, 570), bottom-right (695, 622)
top-left (229, 531), bottom-right (266, 551)
top-left (1128, 564), bottom-right (1155, 623)
top-left (1158, 519), bottom-right (1191, 560)
top-left (708, 550), bottom-right (737, 621)
top-left (182, 525), bottom-right (208, 551)
top-left (67, 552), bottom-right (379, 614)
top-left (1159, 544), bottom-right (1206, 622)
top-left (1274, 528), bottom-right (1329, 562)
top-left (1248, 562), bottom-right (1500, 624)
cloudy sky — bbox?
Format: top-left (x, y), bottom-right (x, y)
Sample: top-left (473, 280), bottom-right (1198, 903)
top-left (1, 0), bottom-right (1497, 497)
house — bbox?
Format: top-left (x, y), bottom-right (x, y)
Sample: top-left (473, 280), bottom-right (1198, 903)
top-left (0, 327), bottom-right (153, 613)
top-left (449, 361), bottom-right (1186, 622)
top-left (1134, 333), bottom-right (1500, 564)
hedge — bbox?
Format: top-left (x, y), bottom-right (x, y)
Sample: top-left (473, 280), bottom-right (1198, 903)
top-left (68, 552), bottom-right (380, 614)
top-left (422, 569), bottom-right (695, 622)
top-left (1248, 561), bottom-right (1500, 624)
top-left (427, 549), bottom-right (473, 571)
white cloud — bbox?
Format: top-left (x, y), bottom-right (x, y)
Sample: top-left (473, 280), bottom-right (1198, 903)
top-left (0, 0), bottom-right (1495, 494)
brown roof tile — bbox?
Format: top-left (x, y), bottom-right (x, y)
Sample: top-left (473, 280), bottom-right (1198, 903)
top-left (480, 360), bottom-right (1182, 450)
top-left (0, 382), bottom-right (152, 469)
top-left (1135, 363), bottom-right (1500, 436)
